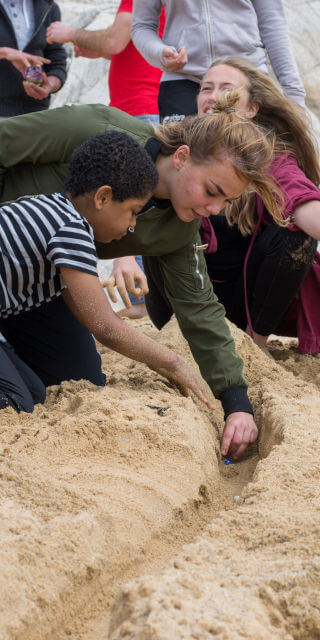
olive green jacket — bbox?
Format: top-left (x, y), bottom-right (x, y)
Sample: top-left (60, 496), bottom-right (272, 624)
top-left (0, 104), bottom-right (251, 414)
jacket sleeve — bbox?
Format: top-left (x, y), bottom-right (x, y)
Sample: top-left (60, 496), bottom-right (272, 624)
top-left (43, 3), bottom-right (67, 87)
top-left (253, 0), bottom-right (306, 106)
top-left (159, 238), bottom-right (253, 415)
top-left (0, 105), bottom-right (110, 168)
top-left (0, 105), bottom-right (112, 201)
top-left (131, 0), bottom-right (167, 71)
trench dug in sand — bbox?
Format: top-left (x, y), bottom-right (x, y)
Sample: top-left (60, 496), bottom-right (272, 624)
top-left (0, 318), bottom-right (319, 640)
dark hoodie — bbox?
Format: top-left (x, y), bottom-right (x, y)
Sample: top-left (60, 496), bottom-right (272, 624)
top-left (0, 0), bottom-right (67, 117)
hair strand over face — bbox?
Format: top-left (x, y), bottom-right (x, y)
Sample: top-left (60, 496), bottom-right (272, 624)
top-left (155, 90), bottom-right (283, 232)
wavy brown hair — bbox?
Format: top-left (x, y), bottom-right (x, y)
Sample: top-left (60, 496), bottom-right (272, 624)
top-left (155, 90), bottom-right (283, 229)
top-left (197, 57), bottom-right (320, 233)
top-left (208, 56), bottom-right (320, 186)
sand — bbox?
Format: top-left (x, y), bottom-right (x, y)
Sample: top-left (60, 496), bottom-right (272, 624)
top-left (0, 318), bottom-right (319, 640)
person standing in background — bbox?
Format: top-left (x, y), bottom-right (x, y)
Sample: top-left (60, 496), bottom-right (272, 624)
top-left (131, 0), bottom-right (306, 122)
top-left (0, 0), bottom-right (67, 117)
top-left (47, 0), bottom-right (166, 318)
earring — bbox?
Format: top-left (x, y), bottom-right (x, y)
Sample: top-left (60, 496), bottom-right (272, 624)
top-left (128, 226), bottom-right (135, 233)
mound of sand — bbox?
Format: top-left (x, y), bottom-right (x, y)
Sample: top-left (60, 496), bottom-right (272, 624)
top-left (0, 318), bottom-right (319, 640)
top-left (109, 323), bottom-right (320, 640)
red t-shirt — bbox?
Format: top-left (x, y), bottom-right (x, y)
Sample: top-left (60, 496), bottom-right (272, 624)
top-left (108, 0), bottom-right (164, 116)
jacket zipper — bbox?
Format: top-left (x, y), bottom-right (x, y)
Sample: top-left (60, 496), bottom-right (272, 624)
top-left (193, 242), bottom-right (208, 289)
top-left (203, 0), bottom-right (214, 63)
top-left (26, 4), bottom-right (52, 49)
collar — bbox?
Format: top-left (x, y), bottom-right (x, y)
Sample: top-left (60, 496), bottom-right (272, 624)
top-left (143, 137), bottom-right (171, 213)
top-left (145, 136), bottom-right (162, 162)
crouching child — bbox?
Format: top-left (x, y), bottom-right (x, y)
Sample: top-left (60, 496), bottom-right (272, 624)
top-left (0, 131), bottom-right (214, 413)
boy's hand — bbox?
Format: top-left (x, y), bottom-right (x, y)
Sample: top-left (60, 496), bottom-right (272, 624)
top-left (102, 256), bottom-right (149, 308)
top-left (220, 412), bottom-right (258, 460)
top-left (62, 268), bottom-right (215, 411)
top-left (151, 355), bottom-right (215, 411)
top-left (47, 21), bottom-right (76, 44)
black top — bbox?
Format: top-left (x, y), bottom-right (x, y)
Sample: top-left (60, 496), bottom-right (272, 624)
top-left (205, 214), bottom-right (251, 282)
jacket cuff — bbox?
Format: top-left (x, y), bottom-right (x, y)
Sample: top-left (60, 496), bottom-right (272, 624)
top-left (47, 68), bottom-right (67, 88)
top-left (219, 386), bottom-right (253, 419)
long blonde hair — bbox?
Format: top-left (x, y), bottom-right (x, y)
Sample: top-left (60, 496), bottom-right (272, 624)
top-left (197, 57), bottom-right (320, 232)
top-left (208, 56), bottom-right (320, 186)
top-left (155, 90), bottom-right (283, 229)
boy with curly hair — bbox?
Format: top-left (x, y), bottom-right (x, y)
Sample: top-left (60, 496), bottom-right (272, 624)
top-left (0, 130), bottom-right (213, 413)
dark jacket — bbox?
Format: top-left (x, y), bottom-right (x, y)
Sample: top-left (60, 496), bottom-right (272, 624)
top-left (0, 0), bottom-right (67, 116)
top-left (0, 104), bottom-right (253, 417)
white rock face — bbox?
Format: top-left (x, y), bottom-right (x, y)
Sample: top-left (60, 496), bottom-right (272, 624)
top-left (51, 2), bottom-right (117, 107)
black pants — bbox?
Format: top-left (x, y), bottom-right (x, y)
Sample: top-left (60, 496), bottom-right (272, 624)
top-left (158, 79), bottom-right (199, 122)
top-left (143, 227), bottom-right (317, 336)
top-left (0, 296), bottom-right (105, 413)
top-left (211, 226), bottom-right (317, 335)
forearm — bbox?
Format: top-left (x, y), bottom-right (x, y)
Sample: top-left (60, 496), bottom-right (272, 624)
top-left (68, 28), bottom-right (115, 57)
top-left (293, 200), bottom-right (320, 240)
top-left (131, 0), bottom-right (166, 70)
top-left (254, 0), bottom-right (306, 106)
top-left (98, 311), bottom-right (178, 370)
top-left (62, 285), bottom-right (177, 371)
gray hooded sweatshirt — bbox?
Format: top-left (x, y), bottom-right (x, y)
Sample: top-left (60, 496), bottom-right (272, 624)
top-left (131, 0), bottom-right (306, 107)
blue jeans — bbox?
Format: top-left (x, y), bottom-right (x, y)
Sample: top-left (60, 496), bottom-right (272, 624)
top-left (136, 114), bottom-right (160, 125)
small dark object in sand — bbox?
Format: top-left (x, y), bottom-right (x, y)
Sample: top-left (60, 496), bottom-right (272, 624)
top-left (146, 405), bottom-right (169, 416)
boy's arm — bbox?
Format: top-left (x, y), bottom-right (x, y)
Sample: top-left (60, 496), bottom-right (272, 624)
top-left (60, 266), bottom-right (215, 410)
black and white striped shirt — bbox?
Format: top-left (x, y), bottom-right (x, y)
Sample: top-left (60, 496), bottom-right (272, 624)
top-left (0, 192), bottom-right (98, 318)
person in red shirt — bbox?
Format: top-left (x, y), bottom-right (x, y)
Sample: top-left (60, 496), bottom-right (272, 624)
top-left (47, 0), bottom-right (165, 317)
top-left (47, 0), bottom-right (164, 120)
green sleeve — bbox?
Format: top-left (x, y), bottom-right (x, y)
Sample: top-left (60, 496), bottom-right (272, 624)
top-left (0, 105), bottom-right (154, 203)
top-left (159, 237), bottom-right (248, 397)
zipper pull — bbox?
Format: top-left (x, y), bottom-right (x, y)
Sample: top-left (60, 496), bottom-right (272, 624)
top-left (194, 243), bottom-right (208, 252)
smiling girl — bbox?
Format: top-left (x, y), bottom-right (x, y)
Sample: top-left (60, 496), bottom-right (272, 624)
top-left (197, 57), bottom-right (320, 357)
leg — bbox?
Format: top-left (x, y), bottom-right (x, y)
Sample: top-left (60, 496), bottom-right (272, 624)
top-left (0, 296), bottom-right (106, 388)
top-left (158, 80), bottom-right (199, 122)
top-left (245, 227), bottom-right (317, 337)
top-left (143, 256), bottom-right (173, 329)
top-left (207, 226), bottom-right (317, 355)
top-left (0, 341), bottom-right (45, 412)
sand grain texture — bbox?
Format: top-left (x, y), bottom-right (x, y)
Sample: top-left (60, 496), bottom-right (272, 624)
top-left (0, 318), bottom-right (319, 640)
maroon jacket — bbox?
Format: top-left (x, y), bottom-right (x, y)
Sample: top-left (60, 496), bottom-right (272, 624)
top-left (201, 153), bottom-right (320, 354)
top-left (258, 154), bottom-right (320, 354)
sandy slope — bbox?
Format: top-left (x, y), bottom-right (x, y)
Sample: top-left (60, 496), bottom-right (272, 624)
top-left (109, 323), bottom-right (320, 640)
top-left (0, 318), bottom-right (319, 640)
